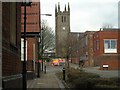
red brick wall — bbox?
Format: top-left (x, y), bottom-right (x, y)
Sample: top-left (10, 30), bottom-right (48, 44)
top-left (87, 32), bottom-right (94, 67)
top-left (21, 2), bottom-right (40, 32)
top-left (26, 37), bottom-right (38, 71)
top-left (21, 2), bottom-right (40, 72)
top-left (2, 3), bottom-right (22, 76)
top-left (93, 29), bottom-right (119, 70)
top-left (99, 55), bottom-right (119, 70)
top-left (78, 31), bottom-right (95, 67)
top-left (71, 58), bottom-right (79, 64)
top-left (94, 30), bottom-right (118, 57)
top-left (27, 38), bottom-right (35, 60)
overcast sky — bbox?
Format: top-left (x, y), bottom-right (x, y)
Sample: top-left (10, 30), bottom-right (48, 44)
top-left (40, 0), bottom-right (119, 32)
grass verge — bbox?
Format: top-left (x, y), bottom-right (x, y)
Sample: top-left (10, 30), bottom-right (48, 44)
top-left (56, 67), bottom-right (120, 89)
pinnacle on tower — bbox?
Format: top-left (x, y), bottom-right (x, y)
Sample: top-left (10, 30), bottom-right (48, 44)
top-left (55, 4), bottom-right (57, 13)
top-left (58, 2), bottom-right (60, 11)
top-left (64, 4), bottom-right (66, 11)
top-left (68, 2), bottom-right (70, 12)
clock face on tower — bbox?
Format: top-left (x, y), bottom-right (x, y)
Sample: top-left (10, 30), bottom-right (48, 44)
top-left (62, 27), bottom-right (65, 30)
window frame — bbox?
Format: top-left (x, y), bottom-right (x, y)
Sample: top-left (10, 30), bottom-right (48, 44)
top-left (104, 39), bottom-right (117, 53)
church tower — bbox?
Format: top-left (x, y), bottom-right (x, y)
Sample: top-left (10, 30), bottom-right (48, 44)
top-left (55, 2), bottom-right (70, 58)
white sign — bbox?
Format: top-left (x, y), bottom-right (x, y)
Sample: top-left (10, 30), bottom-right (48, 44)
top-left (103, 65), bottom-right (108, 67)
top-left (21, 38), bottom-right (27, 61)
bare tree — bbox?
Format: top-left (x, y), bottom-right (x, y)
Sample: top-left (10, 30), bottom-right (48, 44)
top-left (63, 33), bottom-right (78, 68)
top-left (41, 19), bottom-right (55, 52)
top-left (64, 33), bottom-right (83, 68)
top-left (102, 23), bottom-right (113, 28)
top-left (64, 34), bottom-right (71, 68)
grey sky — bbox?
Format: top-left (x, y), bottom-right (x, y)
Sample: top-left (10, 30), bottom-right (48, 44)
top-left (41, 0), bottom-right (119, 32)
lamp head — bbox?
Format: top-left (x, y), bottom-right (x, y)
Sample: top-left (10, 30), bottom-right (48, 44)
top-left (21, 0), bottom-right (32, 6)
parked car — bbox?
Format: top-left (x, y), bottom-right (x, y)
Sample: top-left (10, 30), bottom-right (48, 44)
top-left (52, 59), bottom-right (59, 66)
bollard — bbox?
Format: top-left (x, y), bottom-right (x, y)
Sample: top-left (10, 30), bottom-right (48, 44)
top-left (62, 67), bottom-right (65, 80)
top-left (44, 65), bottom-right (46, 74)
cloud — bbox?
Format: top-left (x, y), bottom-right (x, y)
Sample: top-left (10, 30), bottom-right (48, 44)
top-left (41, 0), bottom-right (119, 32)
top-left (70, 1), bottom-right (118, 32)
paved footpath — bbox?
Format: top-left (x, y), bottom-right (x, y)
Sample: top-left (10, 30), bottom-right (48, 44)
top-left (27, 63), bottom-right (65, 89)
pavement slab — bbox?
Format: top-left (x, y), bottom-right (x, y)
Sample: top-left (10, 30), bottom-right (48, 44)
top-left (27, 63), bottom-right (65, 89)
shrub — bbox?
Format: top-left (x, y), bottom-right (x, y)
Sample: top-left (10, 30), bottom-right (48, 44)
top-left (67, 68), bottom-right (81, 82)
top-left (66, 67), bottom-right (119, 88)
top-left (109, 77), bottom-right (120, 86)
top-left (95, 78), bottom-right (119, 86)
top-left (67, 67), bottom-right (100, 82)
top-left (73, 77), bottom-right (96, 88)
top-left (55, 67), bottom-right (119, 89)
top-left (78, 71), bottom-right (100, 78)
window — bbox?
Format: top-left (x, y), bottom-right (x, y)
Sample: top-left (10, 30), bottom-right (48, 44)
top-left (62, 16), bottom-right (63, 22)
top-left (104, 40), bottom-right (110, 49)
top-left (111, 40), bottom-right (116, 49)
top-left (64, 16), bottom-right (66, 22)
top-left (93, 40), bottom-right (99, 51)
top-left (96, 40), bottom-right (99, 50)
top-left (62, 16), bottom-right (66, 23)
top-left (85, 35), bottom-right (88, 46)
top-left (94, 40), bottom-right (96, 51)
top-left (104, 39), bottom-right (117, 53)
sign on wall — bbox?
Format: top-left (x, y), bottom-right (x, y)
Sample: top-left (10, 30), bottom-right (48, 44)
top-left (21, 38), bottom-right (27, 61)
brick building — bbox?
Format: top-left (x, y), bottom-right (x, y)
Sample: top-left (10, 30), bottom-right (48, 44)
top-left (79, 31), bottom-right (95, 67)
top-left (69, 32), bottom-right (84, 64)
top-left (2, 2), bottom-right (22, 88)
top-left (21, 2), bottom-right (40, 78)
top-left (93, 28), bottom-right (120, 70)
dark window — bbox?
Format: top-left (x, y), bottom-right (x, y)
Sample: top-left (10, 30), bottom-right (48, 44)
top-left (62, 16), bottom-right (63, 22)
top-left (104, 39), bottom-right (116, 49)
top-left (96, 40), bottom-right (99, 50)
top-left (64, 16), bottom-right (66, 22)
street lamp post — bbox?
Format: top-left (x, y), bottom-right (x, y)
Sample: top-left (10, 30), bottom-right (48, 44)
top-left (22, 1), bottom-right (32, 90)
top-left (23, 2), bottom-right (27, 89)
top-left (37, 36), bottom-right (41, 78)
top-left (41, 28), bottom-right (44, 71)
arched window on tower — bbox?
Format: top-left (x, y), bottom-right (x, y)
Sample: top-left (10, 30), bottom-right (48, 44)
top-left (62, 16), bottom-right (64, 22)
top-left (64, 16), bottom-right (66, 22)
